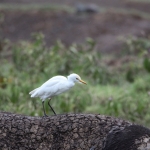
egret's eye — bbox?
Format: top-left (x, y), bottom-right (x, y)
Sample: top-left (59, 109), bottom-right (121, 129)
top-left (76, 78), bottom-right (78, 80)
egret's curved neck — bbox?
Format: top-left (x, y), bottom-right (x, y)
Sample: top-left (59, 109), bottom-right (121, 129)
top-left (67, 77), bottom-right (74, 82)
top-left (67, 77), bottom-right (75, 87)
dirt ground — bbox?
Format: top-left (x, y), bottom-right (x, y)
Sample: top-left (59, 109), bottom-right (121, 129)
top-left (0, 0), bottom-right (150, 53)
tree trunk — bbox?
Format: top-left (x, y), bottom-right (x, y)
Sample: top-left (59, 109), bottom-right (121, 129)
top-left (0, 112), bottom-right (132, 150)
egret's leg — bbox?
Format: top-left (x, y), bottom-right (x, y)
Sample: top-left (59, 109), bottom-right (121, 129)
top-left (42, 101), bottom-right (48, 117)
top-left (48, 99), bottom-right (56, 115)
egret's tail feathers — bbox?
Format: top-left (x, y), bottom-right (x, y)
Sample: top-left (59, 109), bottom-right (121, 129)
top-left (29, 88), bottom-right (39, 97)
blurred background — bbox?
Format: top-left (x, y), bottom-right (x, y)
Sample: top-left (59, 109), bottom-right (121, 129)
top-left (0, 0), bottom-right (150, 127)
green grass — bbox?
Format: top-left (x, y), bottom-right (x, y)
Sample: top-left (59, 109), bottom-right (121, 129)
top-left (0, 33), bottom-right (150, 127)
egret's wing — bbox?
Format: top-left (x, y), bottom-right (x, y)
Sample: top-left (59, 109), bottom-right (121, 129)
top-left (33, 79), bottom-right (69, 99)
top-left (29, 75), bottom-right (68, 99)
top-left (29, 79), bottom-right (61, 96)
top-left (48, 76), bottom-right (67, 81)
top-left (41, 76), bottom-right (67, 87)
top-left (30, 80), bottom-right (59, 98)
top-left (29, 87), bottom-right (40, 95)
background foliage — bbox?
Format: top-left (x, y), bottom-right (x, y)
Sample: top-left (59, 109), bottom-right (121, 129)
top-left (0, 33), bottom-right (150, 127)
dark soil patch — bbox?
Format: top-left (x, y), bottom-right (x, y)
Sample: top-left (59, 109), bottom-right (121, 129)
top-left (0, 0), bottom-right (150, 53)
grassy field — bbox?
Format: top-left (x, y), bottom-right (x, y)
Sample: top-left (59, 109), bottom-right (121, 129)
top-left (0, 33), bottom-right (150, 127)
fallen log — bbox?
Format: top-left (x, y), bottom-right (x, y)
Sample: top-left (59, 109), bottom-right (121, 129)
top-left (0, 112), bottom-right (149, 150)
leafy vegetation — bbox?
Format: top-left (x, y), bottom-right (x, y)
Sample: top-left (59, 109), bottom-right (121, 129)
top-left (0, 33), bottom-right (150, 127)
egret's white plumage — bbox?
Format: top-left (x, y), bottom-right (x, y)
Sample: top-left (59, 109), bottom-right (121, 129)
top-left (29, 73), bottom-right (86, 116)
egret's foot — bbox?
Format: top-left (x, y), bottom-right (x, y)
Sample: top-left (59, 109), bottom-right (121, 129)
top-left (42, 114), bottom-right (49, 118)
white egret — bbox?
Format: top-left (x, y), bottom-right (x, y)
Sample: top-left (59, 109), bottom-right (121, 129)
top-left (29, 73), bottom-right (86, 116)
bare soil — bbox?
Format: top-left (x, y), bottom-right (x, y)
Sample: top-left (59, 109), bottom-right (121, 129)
top-left (0, 0), bottom-right (150, 53)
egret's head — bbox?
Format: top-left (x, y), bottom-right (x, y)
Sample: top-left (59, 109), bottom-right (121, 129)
top-left (68, 73), bottom-right (86, 84)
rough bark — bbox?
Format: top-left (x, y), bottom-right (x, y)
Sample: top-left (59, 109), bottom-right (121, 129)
top-left (102, 125), bottom-right (150, 150)
top-left (0, 112), bottom-right (132, 150)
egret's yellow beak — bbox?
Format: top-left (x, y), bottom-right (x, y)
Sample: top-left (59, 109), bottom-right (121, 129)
top-left (79, 79), bottom-right (87, 84)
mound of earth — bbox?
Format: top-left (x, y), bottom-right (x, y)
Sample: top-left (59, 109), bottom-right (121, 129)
top-left (0, 0), bottom-right (150, 53)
